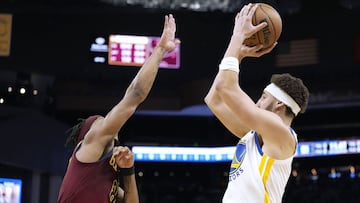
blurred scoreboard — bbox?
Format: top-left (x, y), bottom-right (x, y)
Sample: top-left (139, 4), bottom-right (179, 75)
top-left (90, 35), bottom-right (180, 69)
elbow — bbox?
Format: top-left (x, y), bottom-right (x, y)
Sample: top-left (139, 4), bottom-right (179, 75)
top-left (204, 94), bottom-right (211, 106)
top-left (126, 85), bottom-right (147, 104)
top-left (205, 80), bottom-right (227, 107)
top-left (204, 87), bottom-right (218, 107)
top-left (135, 86), bottom-right (147, 101)
top-left (204, 90), bottom-right (221, 109)
top-left (213, 78), bottom-right (228, 96)
top-left (132, 89), bottom-right (147, 104)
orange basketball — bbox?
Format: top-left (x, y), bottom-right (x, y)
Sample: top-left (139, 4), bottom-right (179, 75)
top-left (243, 3), bottom-right (282, 49)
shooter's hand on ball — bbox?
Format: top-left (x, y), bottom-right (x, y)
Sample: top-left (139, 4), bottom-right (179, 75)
top-left (226, 3), bottom-right (277, 60)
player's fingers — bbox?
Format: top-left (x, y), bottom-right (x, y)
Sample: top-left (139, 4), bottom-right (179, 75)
top-left (113, 146), bottom-right (128, 157)
top-left (240, 3), bottom-right (251, 17)
top-left (113, 146), bottom-right (121, 155)
top-left (247, 4), bottom-right (257, 17)
top-left (164, 15), bottom-right (169, 29)
top-left (260, 42), bottom-right (278, 54)
top-left (174, 38), bottom-right (181, 45)
top-left (254, 21), bottom-right (268, 31)
top-left (169, 14), bottom-right (174, 23)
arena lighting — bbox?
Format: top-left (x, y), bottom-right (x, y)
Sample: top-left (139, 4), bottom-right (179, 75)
top-left (32, 89), bottom-right (38, 96)
top-left (349, 165), bottom-right (356, 179)
top-left (328, 167), bottom-right (341, 179)
top-left (132, 146), bottom-right (234, 162)
top-left (19, 87), bottom-right (26, 95)
top-left (100, 0), bottom-right (235, 12)
top-left (132, 138), bottom-right (360, 162)
top-left (309, 168), bottom-right (319, 182)
top-left (291, 169), bottom-right (298, 177)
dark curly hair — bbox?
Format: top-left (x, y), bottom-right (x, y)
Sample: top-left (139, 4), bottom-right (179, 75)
top-left (64, 118), bottom-right (86, 148)
top-left (64, 115), bottom-right (101, 148)
top-left (270, 73), bottom-right (310, 117)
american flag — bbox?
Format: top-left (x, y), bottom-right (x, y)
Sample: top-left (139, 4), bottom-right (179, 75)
top-left (275, 39), bottom-right (319, 67)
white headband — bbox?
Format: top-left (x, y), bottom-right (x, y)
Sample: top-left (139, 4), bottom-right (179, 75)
top-left (264, 83), bottom-right (301, 116)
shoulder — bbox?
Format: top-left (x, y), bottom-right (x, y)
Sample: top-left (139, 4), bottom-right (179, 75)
top-left (262, 128), bottom-right (297, 160)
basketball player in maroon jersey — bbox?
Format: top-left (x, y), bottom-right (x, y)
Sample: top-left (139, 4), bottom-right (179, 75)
top-left (58, 14), bottom-right (180, 203)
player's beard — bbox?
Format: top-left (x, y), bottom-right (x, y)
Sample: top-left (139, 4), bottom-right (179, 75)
top-left (264, 100), bottom-right (277, 113)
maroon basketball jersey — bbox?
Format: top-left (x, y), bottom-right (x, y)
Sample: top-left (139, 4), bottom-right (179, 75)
top-left (58, 144), bottom-right (120, 203)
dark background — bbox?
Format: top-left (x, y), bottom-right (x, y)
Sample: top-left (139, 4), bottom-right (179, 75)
top-left (0, 0), bottom-right (360, 202)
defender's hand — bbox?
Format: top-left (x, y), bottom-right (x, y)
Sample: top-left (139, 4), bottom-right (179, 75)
top-left (157, 14), bottom-right (181, 52)
top-left (113, 146), bottom-right (134, 168)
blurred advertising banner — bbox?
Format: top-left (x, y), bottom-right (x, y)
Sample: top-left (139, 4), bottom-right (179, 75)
top-left (0, 13), bottom-right (12, 56)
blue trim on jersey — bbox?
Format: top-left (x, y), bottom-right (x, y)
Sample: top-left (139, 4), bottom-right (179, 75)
top-left (254, 127), bottom-right (297, 157)
top-left (254, 131), bottom-right (264, 156)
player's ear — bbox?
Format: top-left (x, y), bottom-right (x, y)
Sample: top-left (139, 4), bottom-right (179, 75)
top-left (274, 101), bottom-right (285, 111)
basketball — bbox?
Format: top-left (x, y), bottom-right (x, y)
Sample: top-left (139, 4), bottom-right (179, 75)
top-left (243, 3), bottom-right (282, 49)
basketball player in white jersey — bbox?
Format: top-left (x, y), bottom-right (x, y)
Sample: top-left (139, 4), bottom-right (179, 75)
top-left (205, 3), bottom-right (310, 203)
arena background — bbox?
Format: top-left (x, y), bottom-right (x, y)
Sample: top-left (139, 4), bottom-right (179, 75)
top-left (0, 0), bottom-right (360, 202)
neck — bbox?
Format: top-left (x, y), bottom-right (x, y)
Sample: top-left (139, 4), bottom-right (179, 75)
top-left (280, 114), bottom-right (292, 127)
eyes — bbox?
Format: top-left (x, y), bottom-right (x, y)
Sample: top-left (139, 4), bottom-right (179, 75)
top-left (256, 93), bottom-right (267, 105)
top-left (260, 93), bottom-right (268, 100)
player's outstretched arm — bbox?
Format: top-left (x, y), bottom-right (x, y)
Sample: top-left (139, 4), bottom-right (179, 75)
top-left (100, 14), bottom-right (180, 140)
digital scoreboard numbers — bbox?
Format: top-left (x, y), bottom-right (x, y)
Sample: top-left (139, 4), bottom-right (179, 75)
top-left (108, 35), bottom-right (148, 67)
top-left (108, 35), bottom-right (180, 69)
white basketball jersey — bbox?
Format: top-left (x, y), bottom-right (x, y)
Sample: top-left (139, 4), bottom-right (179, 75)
top-left (222, 130), bottom-right (297, 203)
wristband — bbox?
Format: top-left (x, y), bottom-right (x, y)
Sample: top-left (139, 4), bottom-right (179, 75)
top-left (119, 166), bottom-right (135, 176)
top-left (219, 57), bottom-right (239, 73)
